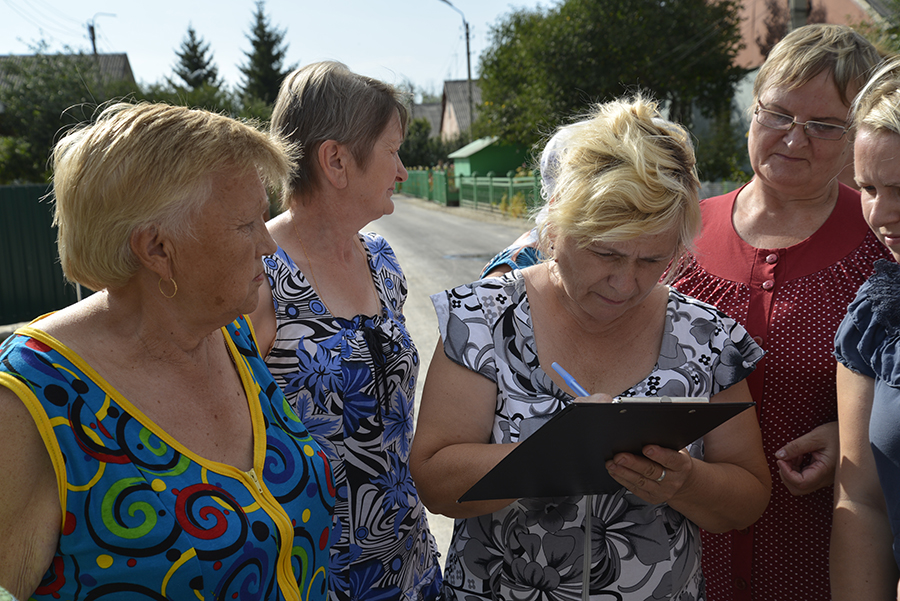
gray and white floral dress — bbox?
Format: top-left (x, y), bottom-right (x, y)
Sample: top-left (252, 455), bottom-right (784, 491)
top-left (431, 271), bottom-right (763, 601)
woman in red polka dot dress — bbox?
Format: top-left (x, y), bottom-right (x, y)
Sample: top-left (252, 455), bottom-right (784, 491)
top-left (670, 25), bottom-right (892, 601)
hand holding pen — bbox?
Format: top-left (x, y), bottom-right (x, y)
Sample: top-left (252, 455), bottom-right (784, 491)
top-left (551, 362), bottom-right (685, 502)
top-left (551, 362), bottom-right (614, 403)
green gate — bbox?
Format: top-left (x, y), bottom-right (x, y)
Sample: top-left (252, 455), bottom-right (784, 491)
top-left (0, 184), bottom-right (79, 325)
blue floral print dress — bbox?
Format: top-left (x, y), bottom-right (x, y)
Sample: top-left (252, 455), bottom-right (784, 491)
top-left (262, 232), bottom-right (442, 601)
top-left (431, 271), bottom-right (763, 601)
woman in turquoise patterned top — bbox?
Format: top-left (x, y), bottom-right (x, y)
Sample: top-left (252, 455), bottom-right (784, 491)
top-left (249, 62), bottom-right (442, 601)
top-left (0, 102), bottom-right (335, 601)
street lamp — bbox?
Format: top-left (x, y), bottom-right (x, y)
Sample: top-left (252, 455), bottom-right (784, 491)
top-left (438, 0), bottom-right (473, 133)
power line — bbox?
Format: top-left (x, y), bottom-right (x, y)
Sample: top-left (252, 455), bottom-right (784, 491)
top-left (3, 0), bottom-right (84, 41)
top-left (30, 0), bottom-right (82, 26)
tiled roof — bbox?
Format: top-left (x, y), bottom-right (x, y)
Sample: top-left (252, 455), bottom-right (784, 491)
top-left (442, 79), bottom-right (482, 132)
top-left (0, 53), bottom-right (136, 93)
top-left (410, 102), bottom-right (442, 138)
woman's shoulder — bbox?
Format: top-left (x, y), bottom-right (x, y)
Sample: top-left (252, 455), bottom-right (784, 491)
top-left (847, 259), bottom-right (900, 322)
top-left (667, 287), bottom-right (734, 322)
top-left (263, 245), bottom-right (298, 274)
top-left (430, 271), bottom-right (527, 341)
top-left (9, 295), bottom-right (114, 359)
top-left (836, 260), bottom-right (900, 382)
top-left (666, 287), bottom-right (762, 359)
top-left (360, 231), bottom-right (406, 275)
top-left (435, 270), bottom-right (526, 306)
top-left (360, 230), bottom-right (393, 254)
top-left (844, 260), bottom-right (900, 336)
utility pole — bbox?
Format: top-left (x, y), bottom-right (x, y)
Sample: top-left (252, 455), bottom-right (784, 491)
top-left (86, 13), bottom-right (116, 55)
top-left (438, 0), bottom-right (474, 133)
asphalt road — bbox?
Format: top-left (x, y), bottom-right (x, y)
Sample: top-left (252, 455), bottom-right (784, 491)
top-left (365, 193), bottom-right (533, 566)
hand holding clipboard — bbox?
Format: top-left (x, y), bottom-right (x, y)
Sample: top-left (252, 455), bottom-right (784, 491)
top-left (459, 363), bottom-right (753, 502)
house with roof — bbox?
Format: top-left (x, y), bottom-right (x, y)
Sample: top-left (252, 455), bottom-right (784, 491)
top-left (0, 52), bottom-right (136, 128)
top-left (737, 0), bottom-right (886, 69)
top-left (440, 79), bottom-right (482, 140)
top-left (0, 52), bottom-right (135, 91)
top-left (447, 135), bottom-right (529, 178)
top-left (409, 102), bottom-right (443, 139)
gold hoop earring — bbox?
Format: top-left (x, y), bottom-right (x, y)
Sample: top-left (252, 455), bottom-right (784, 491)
top-left (158, 277), bottom-right (178, 299)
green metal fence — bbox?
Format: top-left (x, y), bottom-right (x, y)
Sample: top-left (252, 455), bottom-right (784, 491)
top-left (458, 173), bottom-right (541, 213)
top-left (0, 184), bottom-right (80, 325)
top-left (399, 169), bottom-right (542, 214)
top-left (399, 169), bottom-right (460, 206)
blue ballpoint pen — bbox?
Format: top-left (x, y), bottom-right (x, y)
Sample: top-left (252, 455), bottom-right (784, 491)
top-left (550, 362), bottom-right (591, 397)
top-left (551, 361), bottom-right (595, 601)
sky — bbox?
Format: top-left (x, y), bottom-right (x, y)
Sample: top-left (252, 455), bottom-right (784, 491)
top-left (1, 0), bottom-right (551, 98)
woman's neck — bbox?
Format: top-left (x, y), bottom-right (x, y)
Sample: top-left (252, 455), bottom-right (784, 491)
top-left (732, 178), bottom-right (840, 249)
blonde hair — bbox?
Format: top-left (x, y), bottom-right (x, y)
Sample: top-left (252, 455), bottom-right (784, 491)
top-left (540, 96), bottom-right (700, 269)
top-left (853, 55), bottom-right (900, 136)
top-left (271, 61), bottom-right (409, 207)
top-left (753, 24), bottom-right (881, 107)
top-left (51, 102), bottom-right (296, 290)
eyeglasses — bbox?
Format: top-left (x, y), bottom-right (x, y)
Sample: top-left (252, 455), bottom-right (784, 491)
top-left (754, 104), bottom-right (849, 140)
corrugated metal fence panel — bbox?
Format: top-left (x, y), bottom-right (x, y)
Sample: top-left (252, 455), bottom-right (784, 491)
top-left (0, 184), bottom-right (78, 325)
top-left (402, 171), bottom-right (431, 200)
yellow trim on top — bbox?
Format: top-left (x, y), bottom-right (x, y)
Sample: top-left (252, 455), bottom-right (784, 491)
top-left (201, 466), bottom-right (260, 513)
top-left (15, 320), bottom-right (304, 601)
top-left (228, 318), bottom-right (302, 601)
top-left (17, 325), bottom-right (257, 478)
top-left (0, 371), bottom-right (69, 530)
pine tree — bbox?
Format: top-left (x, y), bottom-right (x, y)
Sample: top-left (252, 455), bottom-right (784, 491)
top-left (172, 25), bottom-right (220, 90)
top-left (239, 0), bottom-right (293, 105)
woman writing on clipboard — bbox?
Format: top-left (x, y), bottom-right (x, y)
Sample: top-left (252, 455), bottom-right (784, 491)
top-left (409, 96), bottom-right (771, 601)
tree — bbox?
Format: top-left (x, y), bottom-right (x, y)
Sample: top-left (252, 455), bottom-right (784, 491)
top-left (400, 118), bottom-right (434, 167)
top-left (475, 0), bottom-right (746, 148)
top-left (399, 118), bottom-right (471, 169)
top-left (852, 0), bottom-right (900, 56)
top-left (693, 108), bottom-right (752, 182)
top-left (139, 80), bottom-right (238, 116)
top-left (398, 78), bottom-right (442, 104)
top-left (0, 44), bottom-right (138, 183)
top-left (239, 0), bottom-right (293, 106)
top-left (172, 25), bottom-right (220, 90)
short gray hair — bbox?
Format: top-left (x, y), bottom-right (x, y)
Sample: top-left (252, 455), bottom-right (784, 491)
top-left (271, 61), bottom-right (409, 207)
top-left (51, 102), bottom-right (295, 290)
top-left (753, 24), bottom-right (881, 107)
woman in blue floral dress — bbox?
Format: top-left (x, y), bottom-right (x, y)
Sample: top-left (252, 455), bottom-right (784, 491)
top-left (409, 96), bottom-right (771, 601)
top-left (249, 62), bottom-right (441, 601)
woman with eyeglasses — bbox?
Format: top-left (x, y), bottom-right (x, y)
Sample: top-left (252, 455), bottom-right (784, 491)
top-left (476, 23), bottom-right (888, 599)
top-left (669, 24), bottom-right (892, 600)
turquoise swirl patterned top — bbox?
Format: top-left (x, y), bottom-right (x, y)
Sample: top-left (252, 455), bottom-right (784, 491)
top-left (0, 315), bottom-right (335, 601)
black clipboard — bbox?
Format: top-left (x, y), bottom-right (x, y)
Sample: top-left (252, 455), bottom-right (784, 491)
top-left (459, 401), bottom-right (754, 502)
